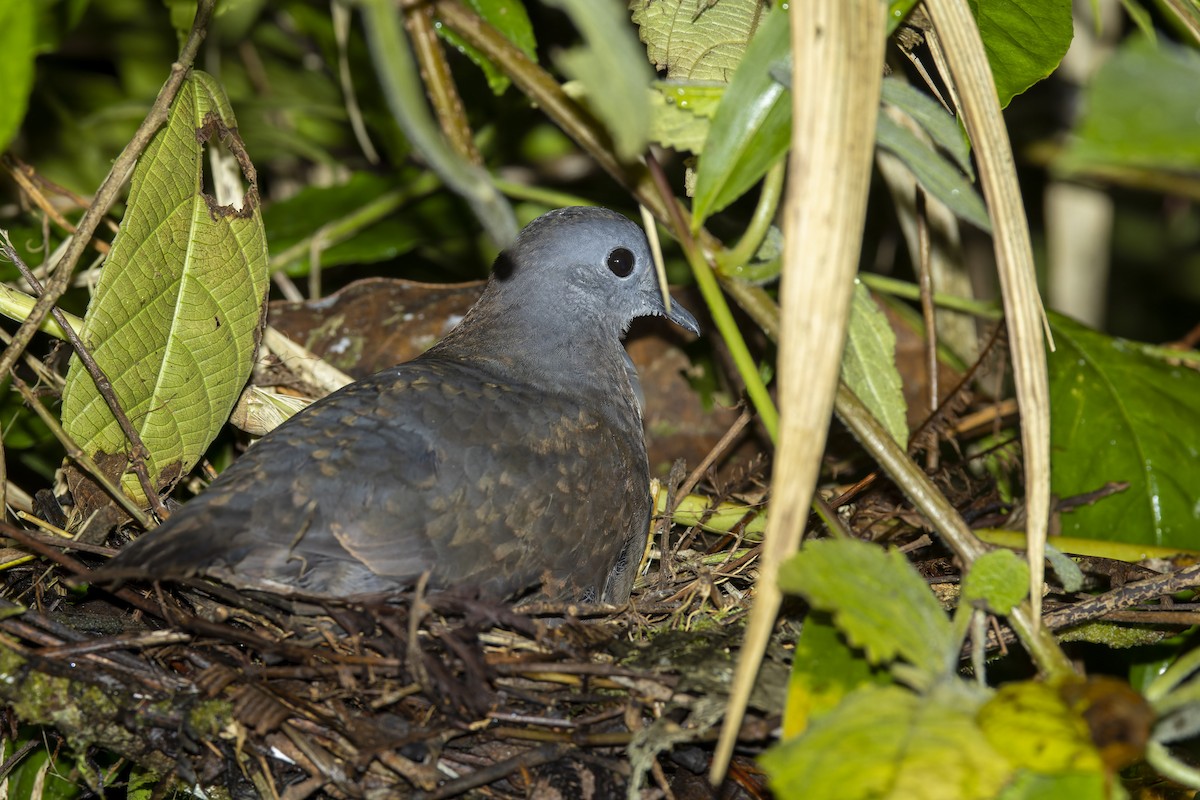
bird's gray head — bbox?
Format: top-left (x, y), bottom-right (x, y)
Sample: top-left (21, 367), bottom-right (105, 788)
top-left (486, 207), bottom-right (700, 342)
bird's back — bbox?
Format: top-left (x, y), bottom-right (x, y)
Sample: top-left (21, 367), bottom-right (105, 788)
top-left (101, 353), bottom-right (651, 602)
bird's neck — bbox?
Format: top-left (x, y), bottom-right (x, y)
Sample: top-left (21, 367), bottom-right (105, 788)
top-left (430, 300), bottom-right (632, 398)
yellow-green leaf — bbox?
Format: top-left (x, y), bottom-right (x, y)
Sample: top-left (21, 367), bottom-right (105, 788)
top-left (779, 538), bottom-right (956, 690)
top-left (764, 683), bottom-right (1012, 800)
top-left (61, 71), bottom-right (269, 502)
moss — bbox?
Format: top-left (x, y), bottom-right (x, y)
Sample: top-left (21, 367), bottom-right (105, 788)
top-left (187, 698), bottom-right (234, 739)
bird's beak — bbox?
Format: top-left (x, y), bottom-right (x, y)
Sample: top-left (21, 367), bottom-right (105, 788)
top-left (665, 297), bottom-right (700, 336)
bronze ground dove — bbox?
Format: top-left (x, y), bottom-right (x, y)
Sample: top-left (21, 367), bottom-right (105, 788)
top-left (95, 207), bottom-right (699, 603)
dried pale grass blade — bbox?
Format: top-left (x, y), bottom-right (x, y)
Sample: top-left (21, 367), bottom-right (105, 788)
top-left (709, 0), bottom-right (887, 784)
top-left (924, 0), bottom-right (1054, 628)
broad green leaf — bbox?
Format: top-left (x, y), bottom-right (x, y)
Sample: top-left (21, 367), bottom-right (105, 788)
top-left (61, 72), bottom-right (269, 501)
top-left (779, 538), bottom-right (956, 690)
top-left (647, 81), bottom-right (724, 154)
top-left (968, 0), bottom-right (1073, 107)
top-left (1048, 313), bottom-right (1200, 546)
top-left (978, 682), bottom-right (1103, 773)
top-left (0, 0), bottom-right (37, 152)
top-left (784, 613), bottom-right (889, 738)
top-left (440, 0), bottom-right (537, 95)
top-left (691, 4), bottom-right (791, 228)
top-left (763, 683), bottom-right (1010, 800)
top-left (841, 282), bottom-right (909, 449)
top-left (876, 114), bottom-right (991, 232)
top-left (1061, 36), bottom-right (1200, 173)
top-left (545, 0), bottom-right (652, 161)
top-left (630, 0), bottom-right (771, 82)
top-left (881, 78), bottom-right (973, 179)
top-left (4, 737), bottom-right (84, 799)
top-left (961, 549), bottom-right (1029, 615)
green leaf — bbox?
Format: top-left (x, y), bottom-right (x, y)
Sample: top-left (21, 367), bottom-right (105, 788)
top-left (1061, 35), bottom-right (1200, 173)
top-left (1048, 313), bottom-right (1200, 547)
top-left (996, 771), bottom-right (1108, 800)
top-left (545, 0), bottom-right (652, 162)
top-left (887, 0), bottom-right (922, 34)
top-left (0, 0), bottom-right (37, 152)
top-left (881, 78), bottom-right (973, 179)
top-left (691, 4), bottom-right (791, 228)
top-left (440, 0), bottom-right (537, 95)
top-left (647, 81), bottom-right (724, 154)
top-left (961, 549), bottom-right (1030, 615)
top-left (61, 72), bottom-right (270, 502)
top-left (630, 0), bottom-right (771, 82)
top-left (968, 0), bottom-right (1074, 107)
top-left (1116, 0), bottom-right (1157, 41)
top-left (779, 538), bottom-right (957, 690)
top-left (263, 172), bottom-right (424, 275)
top-left (784, 613), bottom-right (890, 738)
top-left (763, 683), bottom-right (1011, 800)
top-left (876, 114), bottom-right (992, 232)
top-left (978, 682), bottom-right (1103, 773)
top-left (3, 736), bottom-right (84, 799)
top-left (841, 283), bottom-right (909, 449)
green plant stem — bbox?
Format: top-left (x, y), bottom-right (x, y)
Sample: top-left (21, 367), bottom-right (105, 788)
top-left (403, 0), bottom-right (482, 165)
top-left (1, 234), bottom-right (165, 517)
top-left (493, 179), bottom-right (595, 210)
top-left (358, 0), bottom-right (515, 246)
top-left (835, 382), bottom-right (1075, 680)
top-left (861, 273), bottom-right (1001, 318)
top-left (268, 175), bottom-right (440, 274)
top-left (716, 158), bottom-right (786, 274)
top-left (6, 373), bottom-right (149, 529)
top-left (646, 158), bottom-right (780, 441)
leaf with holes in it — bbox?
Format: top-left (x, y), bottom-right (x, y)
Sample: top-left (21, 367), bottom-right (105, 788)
top-left (61, 71), bottom-right (269, 504)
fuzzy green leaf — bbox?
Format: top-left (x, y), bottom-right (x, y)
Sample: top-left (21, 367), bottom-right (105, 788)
top-left (630, 0), bottom-right (771, 82)
top-left (763, 683), bottom-right (1010, 800)
top-left (648, 81), bottom-right (724, 154)
top-left (962, 549), bottom-right (1030, 615)
top-left (778, 538), bottom-right (956, 690)
top-left (61, 72), bottom-right (269, 501)
top-left (841, 282), bottom-right (909, 449)
top-left (1048, 313), bottom-right (1200, 546)
top-left (784, 613), bottom-right (889, 738)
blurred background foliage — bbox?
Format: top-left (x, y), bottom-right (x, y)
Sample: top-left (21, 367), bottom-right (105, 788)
top-left (0, 0), bottom-right (1199, 794)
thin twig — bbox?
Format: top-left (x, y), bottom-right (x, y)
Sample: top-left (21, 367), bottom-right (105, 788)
top-left (404, 0), bottom-right (482, 165)
top-left (0, 233), bottom-right (165, 516)
top-left (5, 374), bottom-right (150, 528)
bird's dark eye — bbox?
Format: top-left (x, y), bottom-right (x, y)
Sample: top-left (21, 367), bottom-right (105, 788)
top-left (607, 247), bottom-right (635, 277)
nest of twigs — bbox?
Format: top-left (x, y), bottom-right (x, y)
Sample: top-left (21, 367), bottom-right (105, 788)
top-left (0, 483), bottom-right (781, 799)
